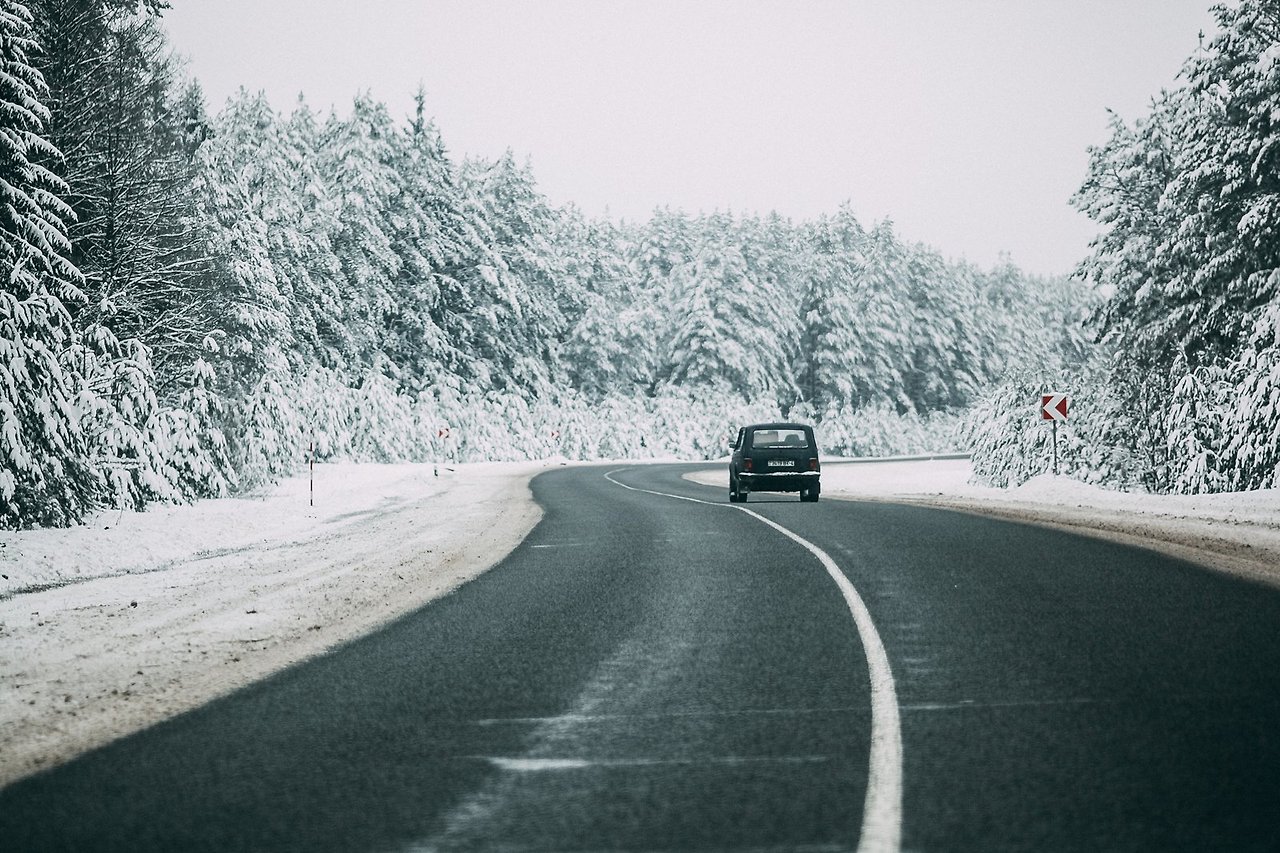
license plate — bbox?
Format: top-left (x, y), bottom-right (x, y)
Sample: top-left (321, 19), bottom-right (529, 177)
top-left (767, 459), bottom-right (793, 468)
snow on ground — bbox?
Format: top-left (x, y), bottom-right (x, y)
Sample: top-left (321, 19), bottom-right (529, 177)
top-left (0, 461), bottom-right (549, 787)
top-left (688, 457), bottom-right (1280, 588)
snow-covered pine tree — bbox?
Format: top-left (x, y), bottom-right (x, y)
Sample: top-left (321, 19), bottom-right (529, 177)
top-left (739, 211), bottom-right (803, 407)
top-left (1162, 360), bottom-right (1230, 495)
top-left (276, 96), bottom-right (347, 372)
top-left (32, 0), bottom-right (218, 391)
top-left (0, 0), bottom-right (94, 526)
top-left (659, 212), bottom-right (796, 399)
top-left (1066, 0), bottom-right (1280, 493)
top-left (387, 87), bottom-right (472, 388)
top-left (195, 90), bottom-right (293, 381)
top-left (194, 91), bottom-right (313, 486)
top-left (560, 212), bottom-right (651, 397)
top-left (150, 356), bottom-right (234, 500)
top-left (319, 94), bottom-right (405, 373)
top-left (798, 215), bottom-right (915, 413)
top-left (1160, 0), bottom-right (1280, 368)
top-left (855, 221), bottom-right (915, 410)
top-left (795, 205), bottom-right (867, 412)
top-left (621, 207), bottom-right (694, 395)
top-left (900, 244), bottom-right (970, 410)
top-left (1223, 301), bottom-right (1280, 491)
top-left (1072, 100), bottom-right (1183, 372)
top-left (454, 151), bottom-right (570, 396)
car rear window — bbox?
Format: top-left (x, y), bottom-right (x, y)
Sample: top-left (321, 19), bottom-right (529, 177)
top-left (751, 428), bottom-right (809, 448)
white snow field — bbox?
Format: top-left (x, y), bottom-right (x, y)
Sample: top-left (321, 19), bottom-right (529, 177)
top-left (688, 457), bottom-right (1280, 589)
top-left (4, 457), bottom-right (1279, 788)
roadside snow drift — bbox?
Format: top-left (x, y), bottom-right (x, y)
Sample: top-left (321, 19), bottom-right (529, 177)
top-left (0, 462), bottom-right (545, 787)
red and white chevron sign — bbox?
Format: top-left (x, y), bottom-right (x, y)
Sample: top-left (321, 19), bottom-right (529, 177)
top-left (1040, 394), bottom-right (1068, 421)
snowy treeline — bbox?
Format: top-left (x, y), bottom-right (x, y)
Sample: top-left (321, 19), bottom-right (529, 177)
top-left (2, 0), bottom-right (1085, 528)
top-left (970, 0), bottom-right (1280, 494)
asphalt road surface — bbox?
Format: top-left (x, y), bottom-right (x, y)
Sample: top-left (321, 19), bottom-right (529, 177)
top-left (5, 463), bottom-right (1280, 852)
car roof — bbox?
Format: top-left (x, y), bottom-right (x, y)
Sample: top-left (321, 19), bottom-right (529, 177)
top-left (741, 422), bottom-right (813, 431)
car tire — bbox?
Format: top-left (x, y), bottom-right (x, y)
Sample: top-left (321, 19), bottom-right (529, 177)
top-left (801, 487), bottom-right (819, 503)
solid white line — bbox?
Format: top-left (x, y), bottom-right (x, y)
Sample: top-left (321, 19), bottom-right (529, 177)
top-left (602, 469), bottom-right (903, 853)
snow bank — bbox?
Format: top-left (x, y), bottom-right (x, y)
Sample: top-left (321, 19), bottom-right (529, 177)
top-left (1, 462), bottom-right (457, 599)
top-left (0, 461), bottom-right (548, 787)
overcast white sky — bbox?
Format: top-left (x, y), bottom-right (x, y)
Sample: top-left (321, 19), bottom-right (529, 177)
top-left (163, 0), bottom-right (1219, 277)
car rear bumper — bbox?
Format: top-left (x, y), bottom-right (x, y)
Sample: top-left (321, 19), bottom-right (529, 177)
top-left (737, 471), bottom-right (820, 492)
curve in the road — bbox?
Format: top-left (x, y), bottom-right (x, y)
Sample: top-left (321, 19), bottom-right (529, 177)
top-left (603, 467), bottom-right (902, 853)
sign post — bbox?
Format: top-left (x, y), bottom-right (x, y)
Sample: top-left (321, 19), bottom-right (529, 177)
top-left (436, 427), bottom-right (452, 476)
top-left (1040, 393), bottom-right (1069, 475)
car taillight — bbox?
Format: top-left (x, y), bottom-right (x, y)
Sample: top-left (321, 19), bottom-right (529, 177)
top-left (808, 458), bottom-right (818, 471)
top-left (744, 459), bottom-right (753, 472)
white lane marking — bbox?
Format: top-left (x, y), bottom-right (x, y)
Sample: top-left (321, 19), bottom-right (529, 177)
top-left (603, 468), bottom-right (903, 853)
top-left (486, 755), bottom-right (832, 772)
top-left (474, 705), bottom-right (867, 726)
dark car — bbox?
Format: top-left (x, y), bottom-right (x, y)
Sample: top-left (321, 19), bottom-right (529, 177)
top-left (728, 422), bottom-right (821, 502)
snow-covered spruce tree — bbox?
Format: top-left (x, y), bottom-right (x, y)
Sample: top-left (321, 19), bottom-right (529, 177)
top-left (386, 87), bottom-right (472, 389)
top-left (221, 370), bottom-right (306, 488)
top-left (855, 220), bottom-right (916, 410)
top-left (275, 96), bottom-right (348, 371)
top-left (900, 244), bottom-right (968, 411)
top-left (148, 356), bottom-right (234, 500)
top-left (319, 95), bottom-right (407, 374)
top-left (193, 91), bottom-right (298, 484)
top-left (739, 211), bottom-right (804, 408)
top-left (559, 211), bottom-right (652, 398)
top-left (1223, 302), bottom-right (1280, 490)
top-left (0, 0), bottom-right (93, 526)
top-left (454, 152), bottom-right (573, 396)
top-left (1072, 97), bottom-right (1186, 374)
top-left (624, 207), bottom-right (694, 395)
top-left (1161, 1), bottom-right (1280, 368)
top-left (347, 363), bottom-right (416, 462)
top-left (32, 0), bottom-right (218, 393)
top-left (795, 206), bottom-right (868, 412)
top-left (1161, 361), bottom-right (1231, 495)
top-left (1176, 1), bottom-right (1280, 491)
top-left (1069, 0), bottom-right (1280, 493)
top-left (798, 215), bottom-right (918, 414)
top-left (193, 92), bottom-right (297, 373)
top-left (660, 212), bottom-right (797, 399)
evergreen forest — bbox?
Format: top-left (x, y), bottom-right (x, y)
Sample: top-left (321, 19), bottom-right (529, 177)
top-left (971, 0), bottom-right (1280, 495)
top-left (4, 0), bottom-right (1279, 528)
